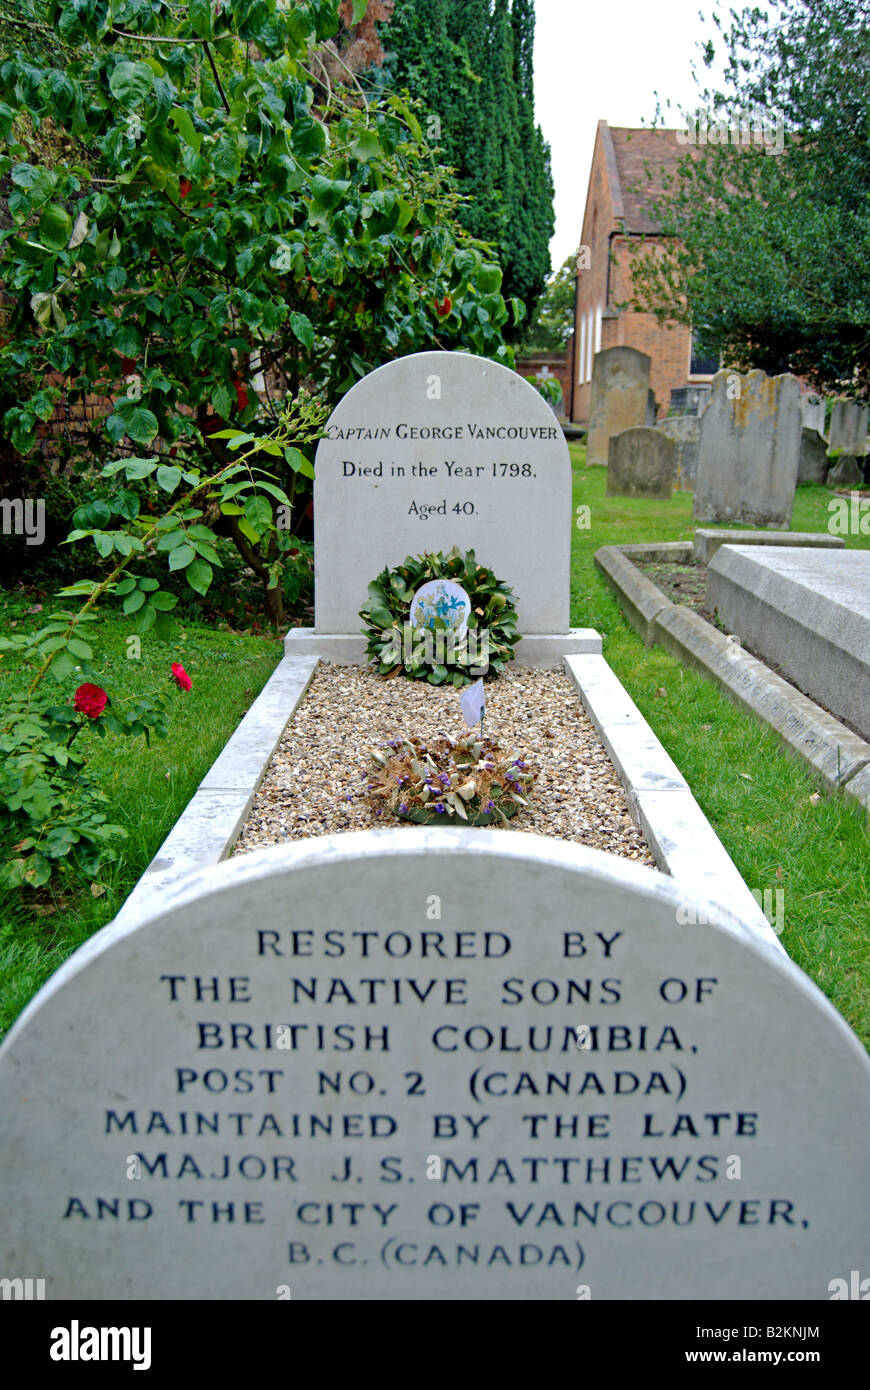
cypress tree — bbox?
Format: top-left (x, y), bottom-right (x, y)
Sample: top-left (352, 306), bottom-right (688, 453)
top-left (381, 0), bottom-right (555, 331)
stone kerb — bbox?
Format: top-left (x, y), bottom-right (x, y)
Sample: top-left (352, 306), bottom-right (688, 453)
top-left (2, 829), bottom-right (868, 1300)
top-left (708, 545), bottom-right (870, 742)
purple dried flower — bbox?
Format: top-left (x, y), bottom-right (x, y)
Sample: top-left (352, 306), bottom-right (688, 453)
top-left (435, 803), bottom-right (447, 815)
top-left (484, 799), bottom-right (495, 813)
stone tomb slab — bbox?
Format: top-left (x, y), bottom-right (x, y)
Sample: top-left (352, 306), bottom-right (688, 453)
top-left (313, 351), bottom-right (571, 636)
top-left (1, 829), bottom-right (868, 1301)
top-left (708, 546), bottom-right (870, 740)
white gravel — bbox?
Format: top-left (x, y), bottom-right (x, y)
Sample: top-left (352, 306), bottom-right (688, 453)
top-left (234, 663), bottom-right (655, 866)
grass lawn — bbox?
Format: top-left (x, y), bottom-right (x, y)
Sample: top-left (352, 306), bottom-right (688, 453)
top-left (1, 459), bottom-right (867, 1050)
top-left (0, 590), bottom-right (282, 1038)
top-left (570, 447), bottom-right (869, 1048)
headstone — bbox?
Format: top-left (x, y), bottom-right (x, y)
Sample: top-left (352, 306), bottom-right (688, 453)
top-left (798, 427), bottom-right (830, 485)
top-left (607, 427), bottom-right (673, 499)
top-left (826, 455), bottom-right (864, 490)
top-left (658, 416), bottom-right (701, 491)
top-left (829, 400), bottom-right (868, 458)
top-left (693, 370), bottom-right (802, 528)
top-left (800, 394), bottom-right (826, 436)
top-left (313, 351), bottom-right (571, 635)
top-left (586, 346), bottom-right (651, 467)
top-left (709, 546), bottom-right (870, 740)
top-left (2, 830), bottom-right (868, 1300)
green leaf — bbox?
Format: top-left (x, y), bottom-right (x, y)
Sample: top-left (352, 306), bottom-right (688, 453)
top-left (50, 651), bottom-right (75, 682)
top-left (188, 0), bottom-right (213, 39)
top-left (351, 0), bottom-right (368, 20)
top-left (284, 446), bottom-right (314, 478)
top-left (109, 61), bottom-right (155, 106)
top-left (134, 603), bottom-right (156, 635)
top-left (244, 495), bottom-right (272, 531)
top-left (66, 638), bottom-right (93, 659)
top-left (168, 544), bottom-right (196, 571)
top-left (213, 136), bottom-right (241, 183)
top-left (123, 591), bottom-right (145, 613)
top-left (352, 127), bottom-right (380, 162)
top-left (156, 465), bottom-right (182, 493)
top-left (478, 263), bottom-right (503, 294)
top-left (212, 382), bottom-right (234, 417)
top-left (106, 408), bottom-right (159, 446)
top-left (192, 540), bottom-right (222, 565)
top-left (171, 106), bottom-right (202, 153)
top-left (427, 665), bottom-right (448, 685)
top-left (185, 557), bottom-right (213, 595)
top-left (123, 457), bottom-right (159, 479)
top-left (289, 311), bottom-right (315, 351)
top-left (150, 591), bottom-right (178, 612)
top-left (310, 174), bottom-right (350, 214)
top-left (38, 204), bottom-right (72, 251)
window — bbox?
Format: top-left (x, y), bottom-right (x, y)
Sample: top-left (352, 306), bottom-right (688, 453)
top-left (689, 329), bottom-right (719, 378)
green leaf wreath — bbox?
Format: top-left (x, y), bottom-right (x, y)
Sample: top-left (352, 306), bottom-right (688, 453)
top-left (359, 548), bottom-right (521, 687)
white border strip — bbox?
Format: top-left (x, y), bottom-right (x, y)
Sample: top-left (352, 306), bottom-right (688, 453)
top-left (564, 653), bottom-right (784, 953)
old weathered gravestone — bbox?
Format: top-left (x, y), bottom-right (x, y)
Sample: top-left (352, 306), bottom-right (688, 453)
top-left (1, 830), bottom-right (868, 1301)
top-left (312, 351), bottom-right (571, 636)
top-left (658, 416), bottom-right (701, 491)
top-left (586, 347), bottom-right (651, 467)
top-left (693, 370), bottom-right (802, 528)
top-left (798, 428), bottom-right (830, 485)
top-left (827, 455), bottom-right (864, 490)
top-left (800, 395), bottom-right (826, 436)
top-left (607, 427), bottom-right (673, 498)
top-left (829, 401), bottom-right (868, 458)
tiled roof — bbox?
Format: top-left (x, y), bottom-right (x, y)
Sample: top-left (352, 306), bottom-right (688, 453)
top-left (606, 126), bottom-right (690, 234)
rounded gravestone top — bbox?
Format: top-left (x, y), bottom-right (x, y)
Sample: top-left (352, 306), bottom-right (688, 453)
top-left (1, 829), bottom-right (868, 1301)
top-left (313, 351), bottom-right (571, 635)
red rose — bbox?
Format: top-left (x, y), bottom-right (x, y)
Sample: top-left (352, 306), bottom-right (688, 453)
top-left (435, 295), bottom-right (452, 318)
top-left (234, 377), bottom-right (249, 411)
top-left (74, 684), bottom-right (109, 719)
top-left (171, 662), bottom-right (192, 692)
top-left (119, 355), bottom-right (136, 375)
top-left (179, 177), bottom-right (193, 198)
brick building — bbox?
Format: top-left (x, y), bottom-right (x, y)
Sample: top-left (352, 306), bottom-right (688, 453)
top-left (570, 121), bottom-right (717, 426)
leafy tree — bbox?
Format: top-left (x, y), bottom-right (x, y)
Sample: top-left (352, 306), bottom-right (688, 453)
top-left (0, 0), bottom-right (517, 621)
top-left (381, 0), bottom-right (554, 329)
top-left (628, 0), bottom-right (870, 399)
top-left (521, 253), bottom-right (576, 352)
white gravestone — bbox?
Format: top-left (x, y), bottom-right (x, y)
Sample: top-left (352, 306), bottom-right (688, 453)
top-left (312, 352), bottom-right (571, 635)
top-left (1, 830), bottom-right (868, 1301)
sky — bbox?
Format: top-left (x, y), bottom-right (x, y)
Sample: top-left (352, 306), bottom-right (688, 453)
top-left (533, 0), bottom-right (728, 270)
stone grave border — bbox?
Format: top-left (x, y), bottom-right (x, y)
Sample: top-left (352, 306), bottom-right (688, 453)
top-left (110, 636), bottom-right (780, 953)
top-left (595, 532), bottom-right (870, 811)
